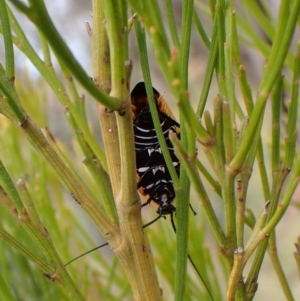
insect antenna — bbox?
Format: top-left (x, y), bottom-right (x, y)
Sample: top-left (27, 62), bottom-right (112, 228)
top-left (64, 241), bottom-right (109, 267)
top-left (170, 213), bottom-right (215, 301)
top-left (141, 214), bottom-right (165, 228)
top-left (189, 203), bottom-right (197, 215)
top-left (64, 215), bottom-right (165, 267)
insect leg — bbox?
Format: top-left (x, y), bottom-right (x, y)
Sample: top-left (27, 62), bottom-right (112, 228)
top-left (189, 203), bottom-right (197, 215)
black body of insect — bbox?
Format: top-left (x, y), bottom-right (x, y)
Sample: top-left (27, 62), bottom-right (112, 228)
top-left (131, 82), bottom-right (180, 217)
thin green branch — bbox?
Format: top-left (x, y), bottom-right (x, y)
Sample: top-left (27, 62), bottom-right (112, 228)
top-left (236, 117), bottom-right (253, 247)
top-left (164, 0), bottom-right (180, 48)
top-left (180, 0), bottom-right (193, 89)
top-left (16, 179), bottom-right (44, 227)
top-left (8, 0), bottom-right (121, 110)
top-left (227, 248), bottom-right (245, 301)
top-left (92, 0), bottom-right (121, 211)
top-left (0, 65), bottom-right (24, 121)
top-left (18, 116), bottom-right (119, 242)
top-left (175, 0), bottom-right (195, 299)
top-left (0, 166), bottom-right (86, 301)
top-left (231, 7), bottom-right (271, 203)
top-left (243, 0), bottom-right (274, 41)
top-left (0, 1), bottom-right (14, 79)
top-left (196, 17), bottom-right (218, 117)
top-left (0, 90), bottom-right (117, 243)
top-left (225, 8), bottom-right (237, 123)
top-left (0, 227), bottom-right (51, 274)
top-left (215, 0), bottom-right (226, 98)
top-left (6, 7), bottom-right (108, 171)
top-left (128, 0), bottom-right (172, 82)
top-left (230, 0), bottom-right (300, 172)
top-left (256, 139), bottom-right (270, 201)
top-left (243, 201), bottom-right (270, 263)
top-left (244, 42), bottom-right (300, 296)
top-left (66, 111), bottom-right (116, 220)
top-left (271, 76), bottom-right (283, 174)
top-left (245, 166), bottom-right (291, 295)
top-left (0, 160), bottom-right (23, 212)
top-left (39, 31), bottom-right (52, 67)
top-left (284, 41), bottom-right (300, 168)
top-left (236, 177), bottom-right (246, 247)
top-left (169, 131), bottom-right (227, 249)
top-left (193, 9), bottom-right (210, 49)
top-left (222, 102), bottom-right (234, 164)
top-left (214, 95), bottom-right (225, 175)
top-left (294, 237), bottom-right (300, 280)
top-left (103, 0), bottom-right (128, 103)
top-left (268, 233), bottom-right (294, 301)
top-left (196, 159), bottom-right (221, 197)
top-left (259, 2), bottom-right (292, 89)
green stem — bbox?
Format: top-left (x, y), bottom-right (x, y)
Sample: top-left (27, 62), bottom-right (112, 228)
top-left (66, 112), bottom-right (116, 220)
top-left (271, 76), bottom-right (283, 174)
top-left (17, 116), bottom-right (119, 242)
top-left (230, 0), bottom-right (300, 172)
top-left (8, 0), bottom-right (121, 110)
top-left (92, 0), bottom-right (120, 206)
top-left (0, 226), bottom-right (52, 274)
top-left (244, 201), bottom-right (269, 262)
top-left (169, 131), bottom-right (227, 249)
top-left (294, 237), bottom-right (300, 280)
top-left (268, 233), bottom-right (294, 301)
top-left (216, 0), bottom-right (226, 98)
top-left (0, 160), bottom-right (23, 212)
top-left (105, 2), bottom-right (161, 300)
top-left (6, 7), bottom-right (108, 171)
top-left (284, 41), bottom-right (300, 168)
top-left (174, 0), bottom-right (194, 299)
top-left (227, 248), bottom-right (245, 301)
top-left (213, 96), bottom-right (237, 253)
top-left (0, 66), bottom-right (24, 121)
top-left (196, 159), bottom-right (222, 197)
top-left (0, 1), bottom-right (14, 79)
top-left (196, 17), bottom-right (218, 117)
top-left (164, 0), bottom-right (180, 47)
top-left (0, 165), bottom-right (86, 300)
top-left (245, 166), bottom-right (291, 295)
top-left (193, 9), bottom-right (210, 49)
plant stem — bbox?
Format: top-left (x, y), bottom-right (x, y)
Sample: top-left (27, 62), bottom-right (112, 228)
top-left (230, 0), bottom-right (300, 172)
top-left (91, 0), bottom-right (121, 209)
top-left (0, 0), bottom-right (14, 79)
top-left (8, 0), bottom-right (121, 109)
top-left (174, 0), bottom-right (194, 299)
top-left (268, 233), bottom-right (294, 301)
top-left (6, 7), bottom-right (108, 171)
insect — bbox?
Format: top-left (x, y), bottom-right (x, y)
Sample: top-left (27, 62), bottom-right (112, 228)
top-left (131, 82), bottom-right (180, 217)
top-left (65, 83), bottom-right (181, 266)
top-left (65, 82), bottom-right (214, 300)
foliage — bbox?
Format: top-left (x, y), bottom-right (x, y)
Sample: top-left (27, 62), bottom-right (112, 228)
top-left (0, 0), bottom-right (299, 300)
